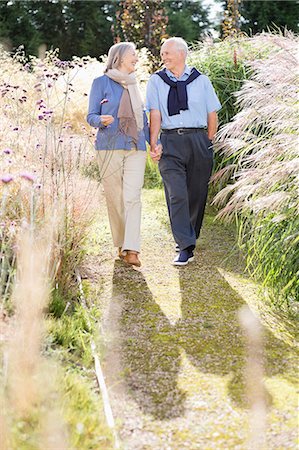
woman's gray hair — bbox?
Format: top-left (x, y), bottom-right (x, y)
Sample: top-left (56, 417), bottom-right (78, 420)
top-left (161, 37), bottom-right (188, 56)
top-left (104, 42), bottom-right (136, 73)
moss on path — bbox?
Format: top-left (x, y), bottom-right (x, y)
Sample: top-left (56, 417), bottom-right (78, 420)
top-left (83, 189), bottom-right (298, 450)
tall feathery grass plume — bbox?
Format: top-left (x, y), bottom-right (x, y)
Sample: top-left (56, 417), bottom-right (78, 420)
top-left (1, 225), bottom-right (69, 448)
top-left (213, 32), bottom-right (299, 306)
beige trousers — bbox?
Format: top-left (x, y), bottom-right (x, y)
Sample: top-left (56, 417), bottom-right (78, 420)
top-left (97, 150), bottom-right (147, 253)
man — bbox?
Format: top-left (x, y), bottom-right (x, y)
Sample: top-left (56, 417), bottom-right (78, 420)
top-left (146, 37), bottom-right (221, 266)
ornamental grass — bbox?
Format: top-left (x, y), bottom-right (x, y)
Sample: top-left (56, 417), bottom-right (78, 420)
top-left (189, 33), bottom-right (296, 178)
top-left (213, 32), bottom-right (299, 306)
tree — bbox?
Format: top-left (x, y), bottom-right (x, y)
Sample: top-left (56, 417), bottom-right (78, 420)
top-left (115, 0), bottom-right (168, 69)
top-left (221, 0), bottom-right (241, 38)
top-left (0, 0), bottom-right (114, 59)
top-left (0, 1), bottom-right (41, 54)
top-left (239, 0), bottom-right (299, 35)
top-left (165, 0), bottom-right (211, 42)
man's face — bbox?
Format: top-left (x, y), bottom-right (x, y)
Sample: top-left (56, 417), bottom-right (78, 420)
top-left (160, 42), bottom-right (185, 72)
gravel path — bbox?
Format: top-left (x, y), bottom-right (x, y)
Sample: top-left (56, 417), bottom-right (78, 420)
top-left (83, 189), bottom-right (298, 450)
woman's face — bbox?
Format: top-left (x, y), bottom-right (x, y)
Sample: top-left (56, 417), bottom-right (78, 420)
top-left (119, 47), bottom-right (138, 74)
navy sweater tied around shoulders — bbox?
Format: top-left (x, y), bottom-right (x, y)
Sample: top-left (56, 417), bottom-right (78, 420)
top-left (155, 68), bottom-right (201, 116)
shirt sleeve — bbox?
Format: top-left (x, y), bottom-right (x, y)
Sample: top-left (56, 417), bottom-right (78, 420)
top-left (146, 75), bottom-right (161, 111)
top-left (204, 76), bottom-right (222, 113)
top-left (86, 78), bottom-right (104, 128)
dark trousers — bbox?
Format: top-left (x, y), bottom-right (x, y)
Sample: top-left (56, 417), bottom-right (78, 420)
top-left (159, 130), bottom-right (213, 251)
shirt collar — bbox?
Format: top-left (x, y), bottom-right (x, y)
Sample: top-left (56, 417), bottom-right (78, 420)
top-left (165, 65), bottom-right (191, 81)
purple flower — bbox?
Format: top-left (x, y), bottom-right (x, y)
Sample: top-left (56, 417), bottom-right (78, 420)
top-left (3, 148), bottom-right (12, 155)
top-left (1, 174), bottom-right (13, 183)
top-left (13, 127), bottom-right (19, 131)
top-left (19, 171), bottom-right (35, 182)
top-left (38, 114), bottom-right (44, 120)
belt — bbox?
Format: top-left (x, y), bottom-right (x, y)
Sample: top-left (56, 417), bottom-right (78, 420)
top-left (161, 128), bottom-right (206, 135)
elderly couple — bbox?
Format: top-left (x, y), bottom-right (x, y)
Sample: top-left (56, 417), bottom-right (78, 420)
top-left (87, 37), bottom-right (221, 267)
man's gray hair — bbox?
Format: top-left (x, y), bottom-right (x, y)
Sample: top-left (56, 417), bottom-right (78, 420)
top-left (161, 37), bottom-right (188, 56)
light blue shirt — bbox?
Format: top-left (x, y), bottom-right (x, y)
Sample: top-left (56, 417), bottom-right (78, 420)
top-left (146, 66), bottom-right (221, 129)
top-left (87, 75), bottom-right (149, 151)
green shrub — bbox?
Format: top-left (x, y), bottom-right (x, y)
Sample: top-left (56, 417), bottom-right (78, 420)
top-left (241, 213), bottom-right (299, 306)
top-left (144, 153), bottom-right (163, 189)
top-left (47, 303), bottom-right (96, 367)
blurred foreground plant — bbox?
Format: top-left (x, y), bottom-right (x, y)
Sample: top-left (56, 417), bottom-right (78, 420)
top-left (1, 226), bottom-right (69, 449)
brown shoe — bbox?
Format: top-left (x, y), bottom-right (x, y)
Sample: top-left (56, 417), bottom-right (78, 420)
top-left (123, 251), bottom-right (141, 267)
top-left (118, 247), bottom-right (125, 259)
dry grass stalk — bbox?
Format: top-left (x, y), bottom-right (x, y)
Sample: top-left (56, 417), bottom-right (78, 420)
top-left (40, 409), bottom-right (69, 450)
top-left (239, 306), bottom-right (267, 450)
top-left (7, 228), bottom-right (51, 415)
top-left (38, 362), bottom-right (69, 450)
top-left (0, 405), bottom-right (8, 450)
top-left (3, 225), bottom-right (69, 448)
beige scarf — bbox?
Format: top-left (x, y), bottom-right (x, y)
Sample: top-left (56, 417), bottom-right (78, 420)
top-left (106, 69), bottom-right (144, 143)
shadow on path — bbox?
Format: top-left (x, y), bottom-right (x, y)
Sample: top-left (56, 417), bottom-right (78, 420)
top-left (177, 216), bottom-right (297, 407)
top-left (109, 212), bottom-right (298, 420)
top-left (112, 260), bottom-right (186, 420)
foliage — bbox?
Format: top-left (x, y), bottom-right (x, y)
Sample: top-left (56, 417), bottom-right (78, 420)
top-left (0, 0), bottom-right (40, 55)
top-left (0, 0), bottom-right (114, 59)
top-left (222, 0), bottom-right (241, 38)
top-left (165, 0), bottom-right (211, 42)
top-left (47, 302), bottom-right (95, 367)
top-left (144, 154), bottom-right (163, 189)
top-left (188, 36), bottom-right (248, 125)
top-left (240, 0), bottom-right (299, 35)
top-left (213, 32), bottom-right (299, 305)
top-left (114, 0), bottom-right (168, 71)
top-left (60, 369), bottom-right (113, 449)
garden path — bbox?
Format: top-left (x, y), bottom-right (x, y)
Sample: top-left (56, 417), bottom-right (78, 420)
top-left (82, 189), bottom-right (298, 450)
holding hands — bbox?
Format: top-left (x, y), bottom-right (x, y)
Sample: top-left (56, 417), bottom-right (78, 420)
top-left (150, 143), bottom-right (163, 162)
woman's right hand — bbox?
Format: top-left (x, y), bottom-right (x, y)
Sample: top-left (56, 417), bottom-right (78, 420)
top-left (100, 115), bottom-right (114, 126)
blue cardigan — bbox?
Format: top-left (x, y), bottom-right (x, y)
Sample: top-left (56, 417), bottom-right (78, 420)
top-left (87, 75), bottom-right (149, 151)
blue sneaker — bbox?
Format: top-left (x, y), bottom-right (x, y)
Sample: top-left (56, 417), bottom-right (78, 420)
top-left (173, 249), bottom-right (194, 266)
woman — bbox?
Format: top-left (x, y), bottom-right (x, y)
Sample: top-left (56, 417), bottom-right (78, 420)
top-left (87, 42), bottom-right (148, 267)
